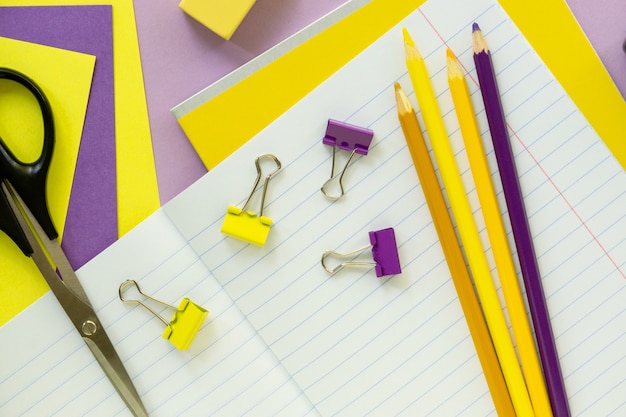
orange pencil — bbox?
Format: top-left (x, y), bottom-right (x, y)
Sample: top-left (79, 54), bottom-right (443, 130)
top-left (394, 82), bottom-right (515, 417)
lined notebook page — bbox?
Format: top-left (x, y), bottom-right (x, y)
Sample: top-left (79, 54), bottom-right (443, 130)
top-left (0, 211), bottom-right (317, 416)
top-left (1, 0), bottom-right (624, 415)
top-left (166, 0), bottom-right (625, 415)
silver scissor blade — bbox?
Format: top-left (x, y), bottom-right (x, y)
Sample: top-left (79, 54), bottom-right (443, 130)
top-left (85, 331), bottom-right (149, 417)
top-left (23, 225), bottom-right (149, 417)
top-left (43, 235), bottom-right (92, 306)
top-left (4, 183), bottom-right (148, 416)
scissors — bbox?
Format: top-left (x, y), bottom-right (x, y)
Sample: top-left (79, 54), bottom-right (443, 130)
top-left (0, 68), bottom-right (148, 417)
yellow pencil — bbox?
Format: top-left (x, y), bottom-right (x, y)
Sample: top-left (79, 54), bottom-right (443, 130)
top-left (403, 27), bottom-right (534, 416)
top-left (395, 82), bottom-right (516, 417)
top-left (447, 48), bottom-right (553, 417)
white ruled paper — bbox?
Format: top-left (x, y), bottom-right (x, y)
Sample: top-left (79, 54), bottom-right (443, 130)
top-left (0, 210), bottom-right (317, 416)
top-left (166, 0), bottom-right (625, 414)
top-left (2, 0), bottom-right (624, 415)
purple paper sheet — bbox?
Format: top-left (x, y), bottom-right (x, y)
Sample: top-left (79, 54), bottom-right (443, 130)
top-left (133, 0), bottom-right (347, 203)
top-left (0, 6), bottom-right (117, 269)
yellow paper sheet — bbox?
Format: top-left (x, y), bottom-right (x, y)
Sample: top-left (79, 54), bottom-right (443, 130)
top-left (2, 0), bottom-right (161, 237)
top-left (0, 37), bottom-right (95, 324)
top-left (179, 0), bottom-right (626, 170)
top-left (499, 0), bottom-right (626, 169)
top-left (0, 0), bottom-right (160, 326)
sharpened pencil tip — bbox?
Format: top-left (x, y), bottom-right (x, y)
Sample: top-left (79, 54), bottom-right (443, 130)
top-left (472, 24), bottom-right (488, 54)
top-left (446, 49), bottom-right (463, 79)
top-left (402, 27), bottom-right (415, 47)
top-left (394, 82), bottom-right (413, 114)
top-left (403, 28), bottom-right (422, 61)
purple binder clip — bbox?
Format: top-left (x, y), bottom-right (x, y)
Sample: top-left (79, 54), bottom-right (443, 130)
top-left (321, 227), bottom-right (401, 278)
top-left (321, 119), bottom-right (374, 200)
top-left (369, 228), bottom-right (402, 277)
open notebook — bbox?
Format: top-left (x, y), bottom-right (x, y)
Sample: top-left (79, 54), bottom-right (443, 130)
top-left (1, 0), bottom-right (624, 415)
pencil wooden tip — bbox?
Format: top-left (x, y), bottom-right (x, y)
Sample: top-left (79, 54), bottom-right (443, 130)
top-left (472, 24), bottom-right (488, 54)
top-left (394, 82), bottom-right (413, 114)
top-left (446, 49), bottom-right (463, 79)
top-left (403, 28), bottom-right (421, 60)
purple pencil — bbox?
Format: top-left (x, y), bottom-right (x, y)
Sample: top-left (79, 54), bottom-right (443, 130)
top-left (472, 23), bottom-right (571, 417)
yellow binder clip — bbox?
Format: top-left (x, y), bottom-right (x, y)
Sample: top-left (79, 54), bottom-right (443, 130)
top-left (119, 280), bottom-right (208, 351)
top-left (221, 154), bottom-right (282, 246)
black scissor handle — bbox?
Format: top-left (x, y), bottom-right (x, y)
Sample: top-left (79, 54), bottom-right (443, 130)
top-left (0, 68), bottom-right (57, 254)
